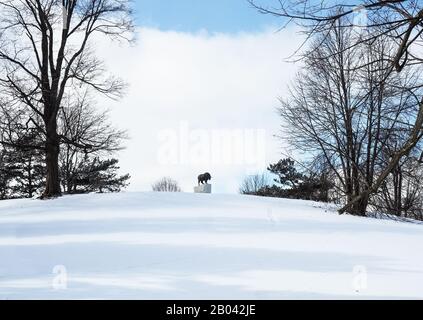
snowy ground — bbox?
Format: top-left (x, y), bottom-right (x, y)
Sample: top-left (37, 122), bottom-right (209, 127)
top-left (0, 192), bottom-right (422, 299)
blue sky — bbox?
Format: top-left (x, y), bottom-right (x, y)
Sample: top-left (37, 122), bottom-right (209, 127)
top-left (133, 0), bottom-right (281, 33)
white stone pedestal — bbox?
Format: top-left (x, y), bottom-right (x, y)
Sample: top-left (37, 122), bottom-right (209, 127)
top-left (194, 184), bottom-right (212, 193)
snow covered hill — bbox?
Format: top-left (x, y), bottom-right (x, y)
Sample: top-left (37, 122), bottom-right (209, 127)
top-left (0, 192), bottom-right (422, 299)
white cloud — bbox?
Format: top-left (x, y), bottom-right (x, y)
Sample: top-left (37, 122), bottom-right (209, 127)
top-left (95, 27), bottom-right (302, 193)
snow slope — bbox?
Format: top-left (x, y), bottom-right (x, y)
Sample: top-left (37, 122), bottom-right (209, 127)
top-left (0, 192), bottom-right (422, 299)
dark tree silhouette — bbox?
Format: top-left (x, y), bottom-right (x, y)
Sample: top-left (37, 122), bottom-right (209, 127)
top-left (69, 156), bottom-right (130, 193)
top-left (0, 0), bottom-right (133, 198)
top-left (250, 0), bottom-right (423, 214)
top-left (0, 89), bottom-right (129, 198)
top-left (5, 135), bottom-right (45, 198)
top-left (268, 158), bottom-right (304, 189)
top-left (267, 158), bottom-right (332, 202)
top-left (0, 148), bottom-right (16, 199)
top-left (58, 93), bottom-right (127, 193)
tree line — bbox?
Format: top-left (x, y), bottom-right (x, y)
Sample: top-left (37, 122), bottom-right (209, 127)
top-left (0, 0), bottom-right (132, 199)
top-left (243, 1), bottom-right (423, 220)
top-left (0, 93), bottom-right (130, 199)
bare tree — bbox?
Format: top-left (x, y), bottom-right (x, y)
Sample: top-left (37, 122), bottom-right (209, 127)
top-left (251, 0), bottom-right (423, 214)
top-left (279, 21), bottom-right (422, 215)
top-left (0, 0), bottom-right (133, 198)
top-left (58, 92), bottom-right (127, 193)
top-left (152, 177), bottom-right (182, 192)
top-left (249, 0), bottom-right (423, 73)
top-left (239, 173), bottom-right (270, 195)
top-left (372, 136), bottom-right (423, 219)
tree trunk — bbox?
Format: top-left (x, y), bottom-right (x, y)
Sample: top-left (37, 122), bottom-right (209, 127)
top-left (339, 102), bottom-right (423, 215)
top-left (27, 158), bottom-right (33, 198)
top-left (349, 195), bottom-right (369, 216)
top-left (42, 118), bottom-right (61, 198)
